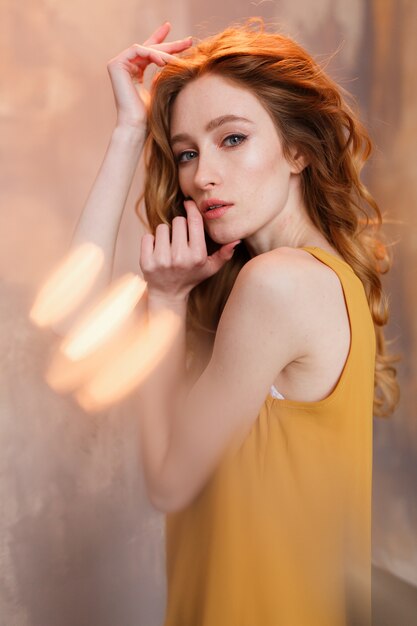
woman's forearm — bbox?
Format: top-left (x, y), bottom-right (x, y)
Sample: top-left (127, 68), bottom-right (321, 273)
top-left (72, 124), bottom-right (146, 280)
top-left (53, 125), bottom-right (146, 334)
top-left (137, 292), bottom-right (189, 510)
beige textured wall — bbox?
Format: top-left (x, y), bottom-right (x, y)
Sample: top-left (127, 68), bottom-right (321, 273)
top-left (1, 0), bottom-right (415, 624)
top-left (367, 0), bottom-right (417, 586)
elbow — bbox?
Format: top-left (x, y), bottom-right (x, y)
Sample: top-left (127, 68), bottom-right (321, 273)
top-left (148, 485), bottom-right (171, 513)
top-left (149, 491), bottom-right (186, 514)
top-left (145, 462), bottom-right (200, 513)
top-left (148, 481), bottom-right (192, 514)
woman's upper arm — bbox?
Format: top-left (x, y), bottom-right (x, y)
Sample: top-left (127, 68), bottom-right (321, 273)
top-left (157, 250), bottom-right (308, 512)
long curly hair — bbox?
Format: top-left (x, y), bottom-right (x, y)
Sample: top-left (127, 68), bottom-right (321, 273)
top-left (135, 17), bottom-right (400, 418)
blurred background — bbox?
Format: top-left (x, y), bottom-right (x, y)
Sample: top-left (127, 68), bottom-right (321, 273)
top-left (1, 0), bottom-right (416, 624)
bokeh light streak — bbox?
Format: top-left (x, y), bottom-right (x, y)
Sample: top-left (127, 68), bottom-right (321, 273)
top-left (45, 313), bottom-right (139, 394)
top-left (61, 273), bottom-right (147, 360)
top-left (29, 242), bottom-right (104, 327)
top-left (75, 309), bottom-right (181, 412)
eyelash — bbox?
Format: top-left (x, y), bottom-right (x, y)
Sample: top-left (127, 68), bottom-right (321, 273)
top-left (175, 134), bottom-right (248, 164)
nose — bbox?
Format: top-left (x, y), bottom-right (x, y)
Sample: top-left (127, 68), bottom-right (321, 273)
top-left (193, 150), bottom-right (222, 189)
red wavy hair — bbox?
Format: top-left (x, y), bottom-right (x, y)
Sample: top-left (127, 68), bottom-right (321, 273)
top-left (136, 17), bottom-right (400, 418)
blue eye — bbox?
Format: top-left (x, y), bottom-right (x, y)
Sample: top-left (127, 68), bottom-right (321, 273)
top-left (175, 134), bottom-right (248, 164)
top-left (223, 134), bottom-right (247, 147)
top-left (177, 150), bottom-right (198, 163)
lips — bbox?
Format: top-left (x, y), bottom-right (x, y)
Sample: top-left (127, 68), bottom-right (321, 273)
top-left (200, 198), bottom-right (233, 214)
top-left (202, 204), bottom-right (233, 220)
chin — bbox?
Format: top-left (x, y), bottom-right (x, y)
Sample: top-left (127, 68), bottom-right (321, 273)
top-left (206, 227), bottom-right (242, 246)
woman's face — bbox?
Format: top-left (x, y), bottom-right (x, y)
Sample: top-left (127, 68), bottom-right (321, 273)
top-left (169, 73), bottom-right (304, 249)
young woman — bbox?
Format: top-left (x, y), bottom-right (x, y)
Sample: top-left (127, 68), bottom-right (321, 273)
top-left (70, 18), bottom-right (400, 626)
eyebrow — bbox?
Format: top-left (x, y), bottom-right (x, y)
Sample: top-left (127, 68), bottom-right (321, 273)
top-left (170, 115), bottom-right (254, 147)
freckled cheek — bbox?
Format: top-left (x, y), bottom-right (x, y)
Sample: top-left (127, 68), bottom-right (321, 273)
top-left (233, 146), bottom-right (280, 188)
top-left (238, 147), bottom-right (291, 214)
top-left (229, 156), bottom-right (279, 212)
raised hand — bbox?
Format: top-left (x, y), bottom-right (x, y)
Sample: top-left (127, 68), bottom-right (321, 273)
top-left (107, 22), bottom-right (193, 130)
top-left (139, 200), bottom-right (242, 302)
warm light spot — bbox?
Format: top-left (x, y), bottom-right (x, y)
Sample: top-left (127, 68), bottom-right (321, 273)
top-left (46, 343), bottom-right (97, 394)
top-left (75, 309), bottom-right (181, 412)
top-left (29, 242), bottom-right (104, 326)
top-left (45, 312), bottom-right (142, 394)
top-left (60, 273), bottom-right (147, 360)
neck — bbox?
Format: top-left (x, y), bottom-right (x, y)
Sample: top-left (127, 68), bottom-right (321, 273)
top-left (244, 197), bottom-right (328, 258)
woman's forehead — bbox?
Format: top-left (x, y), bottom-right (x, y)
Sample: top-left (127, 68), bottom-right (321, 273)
top-left (173, 73), bottom-right (258, 106)
top-left (169, 75), bottom-right (266, 136)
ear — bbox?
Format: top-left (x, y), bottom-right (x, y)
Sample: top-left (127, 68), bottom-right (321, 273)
top-left (288, 145), bottom-right (309, 174)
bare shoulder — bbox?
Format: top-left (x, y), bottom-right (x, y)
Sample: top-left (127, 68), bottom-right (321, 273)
top-left (236, 246), bottom-right (337, 299)
top-left (226, 247), bottom-right (328, 351)
top-left (233, 246), bottom-right (352, 403)
top-left (233, 245), bottom-right (348, 355)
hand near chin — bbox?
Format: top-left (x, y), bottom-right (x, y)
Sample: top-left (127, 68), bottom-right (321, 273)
top-left (139, 200), bottom-right (241, 302)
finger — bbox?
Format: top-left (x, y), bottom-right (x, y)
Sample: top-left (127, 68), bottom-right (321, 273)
top-left (205, 240), bottom-right (242, 274)
top-left (143, 22), bottom-right (171, 46)
top-left (139, 233), bottom-right (155, 272)
top-left (217, 240), bottom-right (242, 259)
top-left (153, 223), bottom-right (171, 265)
top-left (171, 216), bottom-right (189, 261)
top-left (127, 43), bottom-right (184, 63)
top-left (125, 44), bottom-right (175, 65)
top-left (152, 37), bottom-right (193, 53)
top-left (127, 51), bottom-right (168, 74)
top-left (183, 200), bottom-right (207, 253)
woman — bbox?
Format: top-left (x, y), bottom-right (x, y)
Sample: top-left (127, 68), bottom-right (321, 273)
top-left (71, 18), bottom-right (400, 625)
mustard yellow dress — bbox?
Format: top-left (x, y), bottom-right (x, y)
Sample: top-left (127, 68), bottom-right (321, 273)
top-left (163, 247), bottom-right (376, 626)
